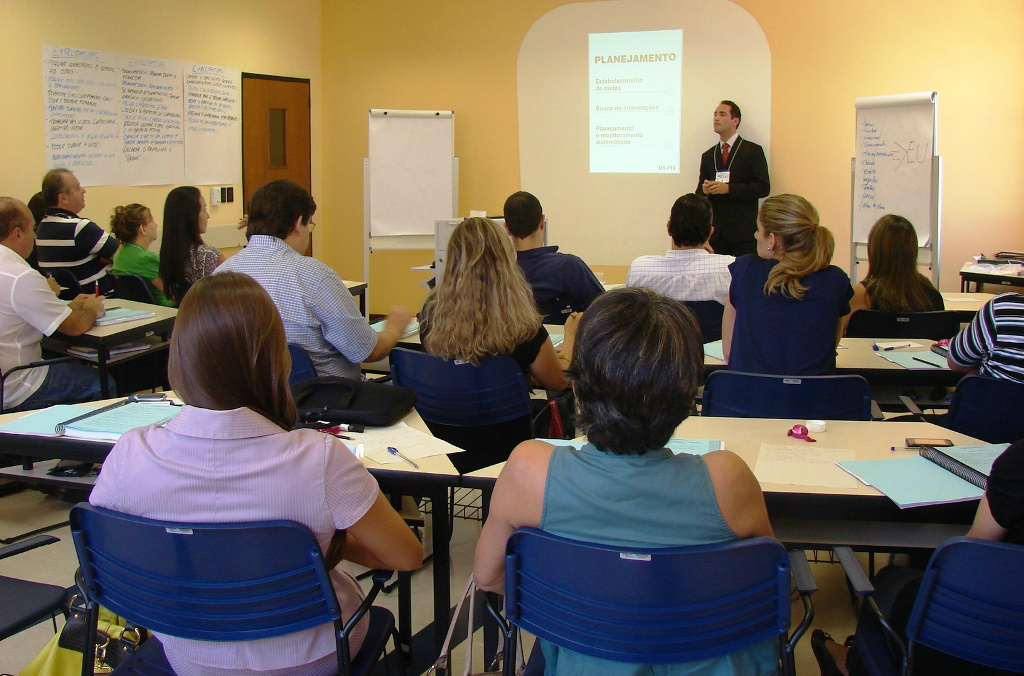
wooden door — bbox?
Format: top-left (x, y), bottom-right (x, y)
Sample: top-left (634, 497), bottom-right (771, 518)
top-left (241, 74), bottom-right (312, 255)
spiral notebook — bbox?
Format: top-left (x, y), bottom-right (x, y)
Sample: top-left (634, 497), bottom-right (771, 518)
top-left (919, 444), bottom-right (1009, 490)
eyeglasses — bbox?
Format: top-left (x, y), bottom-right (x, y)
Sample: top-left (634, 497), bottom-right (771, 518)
top-left (307, 220), bottom-right (317, 232)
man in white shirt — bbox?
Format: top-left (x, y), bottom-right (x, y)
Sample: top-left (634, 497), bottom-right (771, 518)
top-left (0, 197), bottom-right (106, 412)
top-left (627, 193), bottom-right (734, 307)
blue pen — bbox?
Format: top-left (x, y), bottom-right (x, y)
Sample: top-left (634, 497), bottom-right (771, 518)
top-left (387, 446), bottom-right (419, 469)
top-left (871, 343), bottom-right (897, 351)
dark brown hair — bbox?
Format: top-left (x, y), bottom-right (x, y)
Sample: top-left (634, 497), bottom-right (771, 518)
top-left (159, 186), bottom-right (203, 303)
top-left (110, 204), bottom-right (151, 244)
top-left (567, 287), bottom-right (703, 454)
top-left (669, 193), bottom-right (713, 247)
top-left (863, 215), bottom-right (940, 313)
top-left (168, 272), bottom-right (297, 430)
top-left (503, 191), bottom-right (543, 239)
top-left (247, 179), bottom-right (316, 240)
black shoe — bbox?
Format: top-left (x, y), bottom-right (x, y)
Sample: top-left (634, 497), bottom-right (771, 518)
top-left (811, 629), bottom-right (845, 676)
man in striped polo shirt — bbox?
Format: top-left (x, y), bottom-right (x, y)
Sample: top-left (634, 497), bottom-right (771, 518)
top-left (948, 292), bottom-right (1024, 383)
top-left (36, 168), bottom-right (119, 294)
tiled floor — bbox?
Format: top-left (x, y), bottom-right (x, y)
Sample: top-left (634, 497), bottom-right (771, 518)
top-left (1, 486), bottom-right (861, 675)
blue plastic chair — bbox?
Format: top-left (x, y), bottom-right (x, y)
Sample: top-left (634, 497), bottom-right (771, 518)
top-left (702, 370), bottom-right (877, 420)
top-left (834, 538), bottom-right (1024, 675)
top-left (288, 342), bottom-right (319, 386)
top-left (494, 528), bottom-right (816, 676)
top-left (389, 347), bottom-right (532, 473)
top-left (70, 504), bottom-right (403, 676)
top-left (846, 310), bottom-right (961, 341)
top-left (943, 374), bottom-right (1024, 444)
top-left (682, 300), bottom-right (724, 343)
top-left (48, 268), bottom-right (82, 301)
top-left (110, 274), bottom-right (156, 305)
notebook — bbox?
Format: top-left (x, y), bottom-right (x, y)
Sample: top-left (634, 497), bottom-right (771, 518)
top-left (919, 444), bottom-right (1009, 490)
top-left (371, 319), bottom-right (420, 339)
top-left (94, 308), bottom-right (156, 326)
top-left (837, 456), bottom-right (984, 508)
top-left (0, 401), bottom-right (180, 441)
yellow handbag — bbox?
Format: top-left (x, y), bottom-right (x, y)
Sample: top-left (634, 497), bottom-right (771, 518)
top-left (19, 605), bottom-right (141, 676)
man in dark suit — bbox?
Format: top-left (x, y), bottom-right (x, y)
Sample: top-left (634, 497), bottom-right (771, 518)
top-left (696, 100), bottom-right (770, 257)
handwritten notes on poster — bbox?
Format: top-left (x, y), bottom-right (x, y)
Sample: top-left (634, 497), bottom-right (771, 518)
top-left (852, 93), bottom-right (937, 244)
top-left (43, 45), bottom-right (240, 186)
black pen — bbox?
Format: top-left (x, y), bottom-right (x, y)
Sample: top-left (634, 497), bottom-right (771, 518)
top-left (912, 356), bottom-right (939, 367)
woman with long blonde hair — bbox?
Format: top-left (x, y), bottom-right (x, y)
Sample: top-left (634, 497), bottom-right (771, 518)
top-left (722, 194), bottom-right (853, 375)
top-left (420, 217), bottom-right (571, 472)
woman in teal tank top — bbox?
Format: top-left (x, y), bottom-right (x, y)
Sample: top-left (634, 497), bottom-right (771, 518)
top-left (474, 287), bottom-right (777, 676)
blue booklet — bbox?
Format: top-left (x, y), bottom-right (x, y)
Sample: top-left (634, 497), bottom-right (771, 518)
top-left (703, 341), bottom-right (725, 361)
top-left (837, 456), bottom-right (983, 508)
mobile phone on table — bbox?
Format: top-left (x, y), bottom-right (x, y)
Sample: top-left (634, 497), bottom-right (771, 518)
top-left (905, 437), bottom-right (953, 448)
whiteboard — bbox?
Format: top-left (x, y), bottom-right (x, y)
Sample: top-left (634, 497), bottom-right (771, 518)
top-left (853, 92), bottom-right (937, 244)
top-left (368, 110), bottom-right (454, 237)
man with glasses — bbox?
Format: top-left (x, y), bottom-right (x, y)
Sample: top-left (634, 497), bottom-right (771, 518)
top-left (217, 180), bottom-right (410, 380)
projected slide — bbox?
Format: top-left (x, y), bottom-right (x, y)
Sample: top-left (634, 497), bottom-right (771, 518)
top-left (589, 30), bottom-right (682, 174)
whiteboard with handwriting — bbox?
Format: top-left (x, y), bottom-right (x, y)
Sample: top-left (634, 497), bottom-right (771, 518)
top-left (853, 92), bottom-right (937, 244)
top-left (42, 45), bottom-right (239, 186)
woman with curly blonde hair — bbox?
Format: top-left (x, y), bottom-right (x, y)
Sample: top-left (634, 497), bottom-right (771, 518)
top-left (419, 217), bottom-right (572, 472)
top-left (722, 194), bottom-right (853, 375)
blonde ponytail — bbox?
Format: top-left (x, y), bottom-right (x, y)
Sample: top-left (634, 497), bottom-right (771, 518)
top-left (760, 194), bottom-right (833, 300)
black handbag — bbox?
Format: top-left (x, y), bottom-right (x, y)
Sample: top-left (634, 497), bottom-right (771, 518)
top-left (58, 595), bottom-right (144, 673)
top-left (292, 376), bottom-right (416, 427)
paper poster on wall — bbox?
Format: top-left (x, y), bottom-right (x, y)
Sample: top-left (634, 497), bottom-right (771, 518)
top-left (43, 45), bottom-right (122, 185)
top-left (121, 55), bottom-right (185, 185)
top-left (42, 45), bottom-right (241, 187)
top-left (183, 63), bottom-right (241, 185)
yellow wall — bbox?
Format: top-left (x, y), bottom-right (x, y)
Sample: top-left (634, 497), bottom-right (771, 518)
top-left (322, 0), bottom-right (1024, 313)
top-left (1, 0), bottom-right (322, 250)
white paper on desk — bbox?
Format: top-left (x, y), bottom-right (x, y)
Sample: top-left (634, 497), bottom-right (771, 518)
top-left (352, 422), bottom-right (464, 464)
top-left (753, 444), bottom-right (858, 489)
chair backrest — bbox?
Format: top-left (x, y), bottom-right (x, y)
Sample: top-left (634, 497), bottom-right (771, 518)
top-left (944, 374), bottom-right (1024, 443)
top-left (906, 537), bottom-right (1024, 672)
top-left (702, 371), bottom-right (872, 420)
top-left (504, 528), bottom-right (792, 664)
top-left (536, 293), bottom-right (573, 326)
top-left (110, 273), bottom-right (156, 304)
top-left (389, 347), bottom-right (531, 426)
top-left (70, 504), bottom-right (344, 651)
top-left (287, 343), bottom-right (319, 386)
top-left (681, 300), bottom-right (724, 343)
top-left (845, 310), bottom-right (961, 340)
top-left (48, 268), bottom-right (81, 301)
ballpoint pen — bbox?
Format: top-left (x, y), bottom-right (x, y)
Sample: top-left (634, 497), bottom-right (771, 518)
top-left (387, 446), bottom-right (419, 469)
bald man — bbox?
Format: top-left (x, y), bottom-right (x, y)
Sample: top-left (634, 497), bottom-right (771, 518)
top-left (0, 197), bottom-right (107, 412)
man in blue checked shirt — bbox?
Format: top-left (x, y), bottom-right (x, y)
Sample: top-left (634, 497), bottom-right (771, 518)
top-left (218, 180), bottom-right (411, 380)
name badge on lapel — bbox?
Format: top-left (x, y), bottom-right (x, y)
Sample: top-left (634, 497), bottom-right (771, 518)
top-left (715, 170), bottom-right (730, 183)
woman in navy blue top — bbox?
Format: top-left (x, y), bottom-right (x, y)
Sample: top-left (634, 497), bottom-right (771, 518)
top-left (722, 194), bottom-right (853, 375)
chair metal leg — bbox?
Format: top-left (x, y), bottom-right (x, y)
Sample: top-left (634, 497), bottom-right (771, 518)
top-left (0, 520), bottom-right (70, 545)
